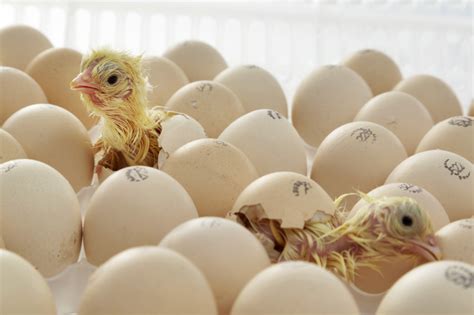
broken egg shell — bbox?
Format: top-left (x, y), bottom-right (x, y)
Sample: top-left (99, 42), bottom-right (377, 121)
top-left (0, 128), bottom-right (27, 163)
top-left (435, 218), bottom-right (474, 265)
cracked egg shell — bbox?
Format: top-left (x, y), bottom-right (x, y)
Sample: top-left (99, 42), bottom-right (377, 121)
top-left (0, 159), bottom-right (82, 277)
top-left (84, 166), bottom-right (198, 266)
top-left (79, 247), bottom-right (218, 315)
top-left (161, 138), bottom-right (259, 217)
top-left (230, 172), bottom-right (335, 229)
top-left (386, 150), bottom-right (473, 221)
top-left (219, 109), bottom-right (306, 176)
top-left (376, 261), bottom-right (474, 315)
top-left (0, 128), bottom-right (27, 163)
top-left (231, 261), bottom-right (359, 315)
top-left (0, 249), bottom-right (56, 314)
top-left (416, 116), bottom-right (474, 163)
top-left (160, 217), bottom-right (271, 315)
top-left (435, 218), bottom-right (474, 265)
top-left (165, 80), bottom-right (245, 138)
top-left (3, 104), bottom-right (94, 192)
top-left (354, 91), bottom-right (433, 155)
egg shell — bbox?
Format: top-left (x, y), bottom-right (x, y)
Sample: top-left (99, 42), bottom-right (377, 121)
top-left (219, 109), bottom-right (306, 176)
top-left (386, 150), bottom-right (473, 221)
top-left (0, 159), bottom-right (82, 277)
top-left (161, 139), bottom-right (259, 217)
top-left (394, 74), bottom-right (462, 123)
top-left (142, 56), bottom-right (189, 107)
top-left (163, 40), bottom-right (227, 82)
top-left (231, 171), bottom-right (335, 229)
top-left (354, 91), bottom-right (433, 155)
top-left (214, 65), bottom-right (288, 116)
top-left (0, 249), bottom-right (56, 314)
top-left (160, 217), bottom-right (271, 315)
top-left (468, 100), bottom-right (474, 116)
top-left (311, 121), bottom-right (407, 207)
top-left (26, 47), bottom-right (97, 129)
top-left (0, 25), bottom-right (53, 71)
top-left (376, 261), bottom-right (474, 315)
top-left (0, 66), bottom-right (47, 124)
top-left (436, 218), bottom-right (474, 264)
top-left (84, 166), bottom-right (198, 266)
top-left (292, 65), bottom-right (373, 147)
top-left (0, 128), bottom-right (27, 163)
top-left (79, 247), bottom-right (218, 315)
top-left (165, 81), bottom-right (245, 138)
top-left (0, 236), bottom-right (4, 249)
top-left (231, 261), bottom-right (359, 315)
top-left (3, 104), bottom-right (94, 192)
top-left (416, 116), bottom-right (473, 163)
top-left (342, 49), bottom-right (402, 95)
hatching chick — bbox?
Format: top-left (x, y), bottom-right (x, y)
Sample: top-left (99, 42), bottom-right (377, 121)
top-left (232, 195), bottom-right (441, 282)
top-left (70, 49), bottom-right (167, 171)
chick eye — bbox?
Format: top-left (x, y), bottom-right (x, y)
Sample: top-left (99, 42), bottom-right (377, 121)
top-left (107, 75), bottom-right (118, 85)
top-left (401, 215), bottom-right (413, 227)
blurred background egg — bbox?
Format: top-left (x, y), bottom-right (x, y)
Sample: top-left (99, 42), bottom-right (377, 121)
top-left (342, 49), bottom-right (402, 95)
top-left (160, 217), bottom-right (271, 315)
top-left (311, 121), bottom-right (407, 207)
top-left (142, 55), bottom-right (189, 107)
top-left (161, 139), bottom-right (258, 217)
top-left (214, 65), bottom-right (288, 116)
top-left (84, 166), bottom-right (198, 266)
top-left (0, 25), bottom-right (53, 71)
top-left (0, 128), bottom-right (27, 163)
top-left (163, 40), bottom-right (227, 81)
top-left (469, 100), bottom-right (474, 116)
top-left (0, 249), bottom-right (56, 314)
top-left (79, 247), bottom-right (218, 315)
top-left (376, 261), bottom-right (474, 315)
top-left (3, 104), bottom-right (94, 191)
top-left (219, 109), bottom-right (306, 176)
top-left (436, 218), bottom-right (474, 264)
top-left (0, 66), bottom-right (47, 124)
top-left (0, 159), bottom-right (82, 277)
top-left (292, 65), bottom-right (373, 147)
top-left (165, 80), bottom-right (245, 138)
top-left (231, 261), bottom-right (359, 315)
top-left (26, 47), bottom-right (97, 129)
top-left (231, 172), bottom-right (335, 229)
top-left (416, 116), bottom-right (473, 162)
top-left (394, 74), bottom-right (462, 123)
top-left (354, 91), bottom-right (434, 155)
top-left (386, 150), bottom-right (473, 221)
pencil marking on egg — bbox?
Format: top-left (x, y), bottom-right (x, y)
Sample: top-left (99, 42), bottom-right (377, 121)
top-left (459, 219), bottom-right (473, 230)
top-left (350, 127), bottom-right (377, 143)
top-left (443, 159), bottom-right (471, 180)
top-left (196, 82), bottom-right (213, 93)
top-left (398, 183), bottom-right (423, 194)
top-left (448, 117), bottom-right (472, 128)
top-left (267, 110), bottom-right (282, 120)
top-left (292, 180), bottom-right (312, 197)
top-left (125, 167), bottom-right (149, 182)
top-left (200, 218), bottom-right (223, 229)
top-left (445, 265), bottom-right (474, 289)
top-left (0, 161), bottom-right (17, 173)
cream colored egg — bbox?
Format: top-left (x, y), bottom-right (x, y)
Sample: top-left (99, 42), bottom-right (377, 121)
top-left (0, 159), bottom-right (82, 277)
top-left (3, 104), bottom-right (94, 191)
top-left (214, 65), bottom-right (288, 116)
top-left (26, 47), bottom-right (97, 128)
top-left (342, 49), bottom-right (402, 95)
top-left (160, 217), bottom-right (271, 315)
top-left (468, 100), bottom-right (474, 116)
top-left (0, 249), bottom-right (56, 314)
top-left (142, 56), bottom-right (189, 107)
top-left (84, 166), bottom-right (198, 266)
top-left (0, 128), bottom-right (27, 163)
top-left (219, 109), bottom-right (306, 176)
top-left (292, 65), bottom-right (373, 147)
top-left (231, 172), bottom-right (335, 229)
top-left (416, 116), bottom-right (473, 162)
top-left (161, 139), bottom-right (258, 217)
top-left (311, 121), bottom-right (407, 207)
top-left (394, 74), bottom-right (462, 123)
top-left (386, 150), bottom-right (473, 221)
top-left (376, 261), bottom-right (474, 315)
top-left (79, 247), bottom-right (218, 315)
top-left (0, 66), bottom-right (47, 124)
top-left (163, 40), bottom-right (227, 81)
top-left (165, 81), bottom-right (245, 138)
top-left (0, 25), bottom-right (53, 71)
top-left (436, 218), bottom-right (474, 264)
top-left (231, 261), bottom-right (359, 315)
top-left (354, 91), bottom-right (434, 155)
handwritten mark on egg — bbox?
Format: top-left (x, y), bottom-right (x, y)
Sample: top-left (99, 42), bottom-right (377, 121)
top-left (448, 117), bottom-right (472, 128)
top-left (351, 128), bottom-right (377, 143)
top-left (196, 83), bottom-right (213, 93)
top-left (267, 110), bottom-right (282, 120)
top-left (292, 181), bottom-right (312, 197)
top-left (0, 161), bottom-right (17, 174)
top-left (398, 183), bottom-right (423, 194)
top-left (125, 167), bottom-right (149, 182)
top-left (443, 159), bottom-right (470, 180)
top-left (459, 219), bottom-right (473, 230)
top-left (201, 218), bottom-right (222, 229)
top-left (445, 265), bottom-right (474, 289)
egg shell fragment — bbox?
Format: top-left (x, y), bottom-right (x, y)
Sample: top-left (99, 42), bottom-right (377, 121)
top-left (0, 128), bottom-right (27, 163)
top-left (436, 218), bottom-right (474, 264)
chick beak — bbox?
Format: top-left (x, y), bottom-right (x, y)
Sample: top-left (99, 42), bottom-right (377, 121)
top-left (70, 73), bottom-right (99, 95)
top-left (408, 236), bottom-right (442, 262)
